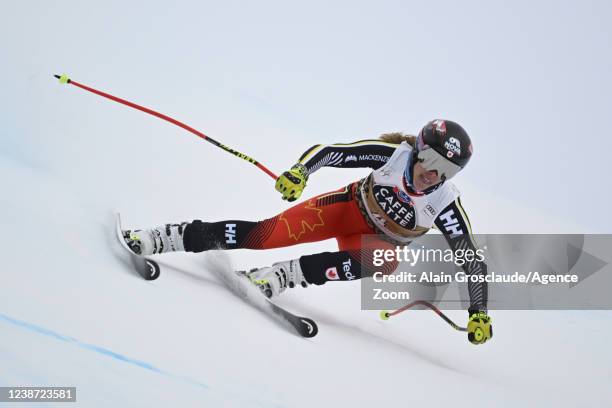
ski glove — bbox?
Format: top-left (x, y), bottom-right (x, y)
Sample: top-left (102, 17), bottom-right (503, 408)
top-left (275, 164), bottom-right (308, 202)
top-left (467, 311), bottom-right (493, 345)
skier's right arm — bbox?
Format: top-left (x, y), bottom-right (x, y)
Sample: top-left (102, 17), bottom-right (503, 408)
top-left (297, 140), bottom-right (398, 173)
top-left (276, 140), bottom-right (398, 201)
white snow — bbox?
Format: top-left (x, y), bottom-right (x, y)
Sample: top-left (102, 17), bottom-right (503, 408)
top-left (2, 1), bottom-right (612, 407)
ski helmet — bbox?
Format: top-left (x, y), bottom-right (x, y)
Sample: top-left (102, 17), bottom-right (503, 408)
top-left (416, 119), bottom-right (472, 180)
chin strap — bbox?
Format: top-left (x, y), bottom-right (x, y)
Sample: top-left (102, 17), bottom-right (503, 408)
top-left (404, 150), bottom-right (417, 188)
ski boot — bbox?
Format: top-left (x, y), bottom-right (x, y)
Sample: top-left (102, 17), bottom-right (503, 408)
top-left (122, 223), bottom-right (187, 256)
top-left (247, 259), bottom-right (308, 298)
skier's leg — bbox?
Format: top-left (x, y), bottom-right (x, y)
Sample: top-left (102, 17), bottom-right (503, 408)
top-left (299, 235), bottom-right (398, 285)
top-left (249, 234), bottom-right (399, 298)
top-left (182, 183), bottom-right (372, 252)
top-left (123, 183), bottom-right (369, 255)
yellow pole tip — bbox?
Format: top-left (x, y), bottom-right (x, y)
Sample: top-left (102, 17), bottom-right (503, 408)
top-left (58, 74), bottom-right (70, 84)
top-left (380, 310), bottom-right (390, 321)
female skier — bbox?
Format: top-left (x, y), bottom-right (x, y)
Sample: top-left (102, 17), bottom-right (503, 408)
top-left (123, 119), bottom-right (492, 345)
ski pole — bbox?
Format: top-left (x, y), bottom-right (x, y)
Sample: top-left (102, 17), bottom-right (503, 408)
top-left (380, 300), bottom-right (467, 332)
top-left (53, 74), bottom-right (278, 180)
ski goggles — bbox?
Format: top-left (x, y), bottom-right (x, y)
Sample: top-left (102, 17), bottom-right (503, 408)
top-left (417, 147), bottom-right (463, 181)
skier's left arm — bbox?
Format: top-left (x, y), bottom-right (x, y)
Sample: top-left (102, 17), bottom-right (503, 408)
top-left (434, 198), bottom-right (493, 345)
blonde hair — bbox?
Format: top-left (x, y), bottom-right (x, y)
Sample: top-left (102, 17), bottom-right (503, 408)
top-left (379, 132), bottom-right (417, 147)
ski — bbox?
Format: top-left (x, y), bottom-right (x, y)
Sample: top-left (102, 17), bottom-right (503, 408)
top-left (267, 298), bottom-right (318, 338)
top-left (114, 214), bottom-right (316, 337)
top-left (239, 271), bottom-right (318, 338)
top-left (115, 213), bottom-right (161, 281)
top-left (215, 269), bottom-right (318, 338)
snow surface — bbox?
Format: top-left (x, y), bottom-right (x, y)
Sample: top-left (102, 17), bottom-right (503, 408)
top-left (2, 1), bottom-right (612, 407)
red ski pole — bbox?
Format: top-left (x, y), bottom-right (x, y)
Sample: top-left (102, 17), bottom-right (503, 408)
top-left (53, 74), bottom-right (278, 180)
top-left (380, 300), bottom-right (467, 332)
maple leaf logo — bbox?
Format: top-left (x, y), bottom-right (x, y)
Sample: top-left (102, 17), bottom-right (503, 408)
top-left (279, 199), bottom-right (325, 241)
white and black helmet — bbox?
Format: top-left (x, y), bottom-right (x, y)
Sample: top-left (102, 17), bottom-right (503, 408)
top-left (416, 119), bottom-right (473, 180)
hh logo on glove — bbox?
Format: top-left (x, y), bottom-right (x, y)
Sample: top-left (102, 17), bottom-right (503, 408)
top-left (276, 164), bottom-right (308, 202)
top-left (467, 311), bottom-right (493, 345)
